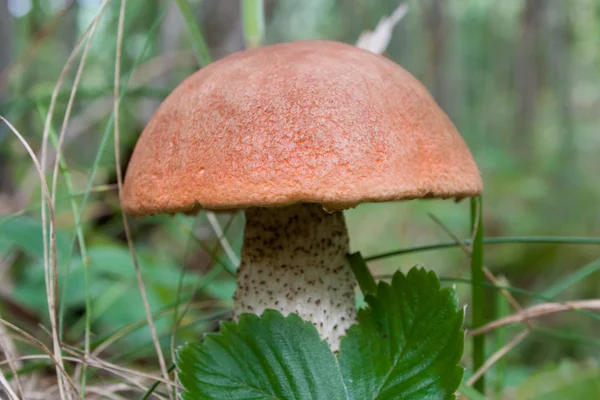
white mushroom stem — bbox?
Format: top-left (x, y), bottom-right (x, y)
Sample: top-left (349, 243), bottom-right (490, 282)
top-left (234, 203), bottom-right (357, 351)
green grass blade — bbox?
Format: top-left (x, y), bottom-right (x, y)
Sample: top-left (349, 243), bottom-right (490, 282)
top-left (541, 257), bottom-right (600, 300)
top-left (493, 277), bottom-right (511, 397)
top-left (347, 251), bottom-right (377, 296)
top-left (470, 196), bottom-right (485, 393)
top-left (242, 0), bottom-right (265, 48)
top-left (174, 0), bottom-right (213, 65)
top-left (141, 364), bottom-right (176, 400)
top-left (363, 236), bottom-right (600, 262)
top-left (1, 87), bottom-right (170, 119)
top-left (533, 326), bottom-right (600, 349)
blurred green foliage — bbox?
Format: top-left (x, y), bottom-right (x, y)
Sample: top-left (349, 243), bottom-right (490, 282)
top-left (0, 0), bottom-right (599, 397)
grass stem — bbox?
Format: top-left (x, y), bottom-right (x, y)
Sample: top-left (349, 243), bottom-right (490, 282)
top-left (471, 196), bottom-right (485, 393)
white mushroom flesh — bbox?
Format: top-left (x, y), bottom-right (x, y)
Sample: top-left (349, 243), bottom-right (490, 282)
top-left (234, 203), bottom-right (356, 351)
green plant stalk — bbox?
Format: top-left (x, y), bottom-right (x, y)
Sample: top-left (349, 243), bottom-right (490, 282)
top-left (364, 236), bottom-right (600, 262)
top-left (141, 364), bottom-right (177, 400)
top-left (493, 278), bottom-right (510, 397)
top-left (347, 251), bottom-right (377, 296)
top-left (242, 0), bottom-right (265, 48)
top-left (471, 196), bottom-right (485, 393)
top-left (174, 0), bottom-right (213, 65)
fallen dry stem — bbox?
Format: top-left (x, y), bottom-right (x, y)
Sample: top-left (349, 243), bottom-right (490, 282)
top-left (468, 300), bottom-right (600, 336)
top-left (0, 371), bottom-right (19, 400)
top-left (0, 352), bottom-right (180, 394)
top-left (64, 349), bottom-right (180, 391)
top-left (0, 319), bottom-right (80, 398)
top-left (0, 317), bottom-right (24, 399)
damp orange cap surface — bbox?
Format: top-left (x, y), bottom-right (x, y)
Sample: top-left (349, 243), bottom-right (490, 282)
top-left (121, 40), bottom-right (483, 215)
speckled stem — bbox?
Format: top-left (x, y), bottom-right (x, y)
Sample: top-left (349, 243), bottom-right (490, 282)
top-left (233, 203), bottom-right (357, 351)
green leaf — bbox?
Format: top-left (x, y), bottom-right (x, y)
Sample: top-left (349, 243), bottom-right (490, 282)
top-left (177, 310), bottom-right (348, 400)
top-left (0, 216), bottom-right (69, 259)
top-left (339, 267), bottom-right (464, 399)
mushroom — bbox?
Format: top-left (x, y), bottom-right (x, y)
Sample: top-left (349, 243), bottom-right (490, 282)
top-left (121, 40), bottom-right (482, 351)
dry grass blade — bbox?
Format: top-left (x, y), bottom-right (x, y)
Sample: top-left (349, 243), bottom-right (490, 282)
top-left (206, 211), bottom-right (240, 267)
top-left (0, 371), bottom-right (19, 400)
top-left (33, 2), bottom-right (112, 398)
top-left (40, 0), bottom-right (112, 175)
top-left (0, 317), bottom-right (23, 399)
top-left (0, 116), bottom-right (75, 399)
top-left (50, 11), bottom-right (102, 204)
top-left (0, 319), bottom-right (81, 398)
top-left (466, 330), bottom-right (529, 386)
top-left (44, 5), bottom-right (104, 395)
top-left (111, 0), bottom-right (172, 394)
top-left (468, 300), bottom-right (600, 336)
top-left (355, 3), bottom-right (409, 54)
top-left (0, 353), bottom-right (176, 398)
top-left (63, 345), bottom-right (180, 390)
top-left (85, 384), bottom-right (144, 400)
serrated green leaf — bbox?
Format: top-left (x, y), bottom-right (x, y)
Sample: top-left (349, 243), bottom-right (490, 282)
top-left (339, 267), bottom-right (464, 399)
top-left (177, 310), bottom-right (348, 400)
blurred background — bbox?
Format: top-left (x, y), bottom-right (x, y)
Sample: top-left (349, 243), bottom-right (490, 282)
top-left (0, 0), bottom-right (599, 398)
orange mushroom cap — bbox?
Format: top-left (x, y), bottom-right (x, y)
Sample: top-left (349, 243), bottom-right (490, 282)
top-left (122, 40), bottom-right (482, 215)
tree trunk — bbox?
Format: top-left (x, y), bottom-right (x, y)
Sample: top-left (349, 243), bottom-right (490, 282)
top-left (515, 0), bottom-right (544, 169)
top-left (200, 0), bottom-right (245, 61)
top-left (547, 1), bottom-right (576, 225)
top-left (424, 0), bottom-right (448, 113)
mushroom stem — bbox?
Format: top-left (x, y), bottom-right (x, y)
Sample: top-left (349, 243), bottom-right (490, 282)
top-left (234, 203), bottom-right (356, 351)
